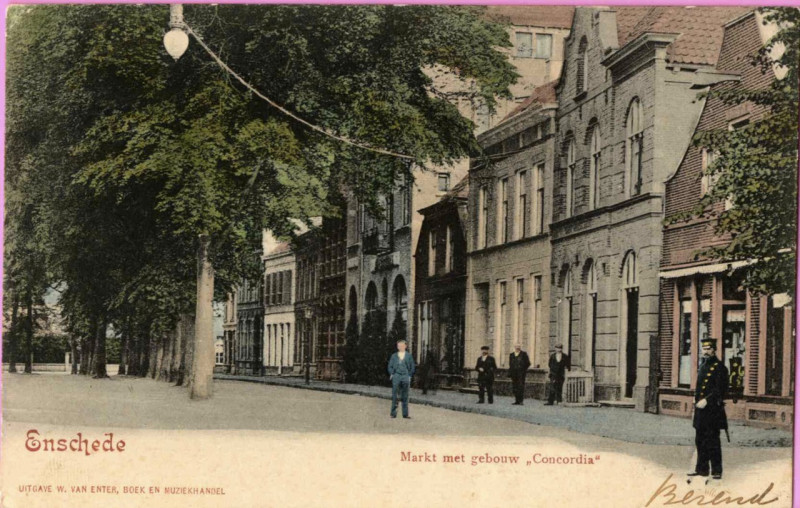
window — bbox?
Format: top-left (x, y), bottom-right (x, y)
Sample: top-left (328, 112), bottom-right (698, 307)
top-left (428, 230), bottom-right (437, 276)
top-left (577, 37), bottom-right (588, 93)
top-left (437, 173), bottom-right (451, 192)
top-left (626, 98), bottom-right (644, 197)
top-left (476, 101), bottom-right (491, 132)
top-left (585, 261), bottom-right (598, 370)
top-left (535, 33), bottom-right (552, 59)
top-left (401, 173), bottom-right (411, 225)
top-left (497, 281), bottom-right (508, 362)
top-left (446, 225), bottom-right (455, 273)
top-left (531, 275), bottom-right (542, 359)
top-left (515, 32), bottom-right (533, 58)
top-left (515, 278), bottom-right (525, 345)
top-left (534, 163), bottom-right (545, 234)
top-left (700, 148), bottom-right (719, 196)
top-left (478, 187), bottom-right (488, 249)
top-left (516, 170), bottom-right (529, 240)
top-left (566, 139), bottom-right (576, 218)
top-left (589, 126), bottom-right (601, 210)
top-left (562, 268), bottom-right (573, 355)
top-left (418, 301), bottom-right (432, 357)
top-left (498, 178), bottom-right (509, 244)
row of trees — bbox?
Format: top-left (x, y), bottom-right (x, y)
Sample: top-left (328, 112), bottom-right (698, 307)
top-left (4, 4), bottom-right (518, 398)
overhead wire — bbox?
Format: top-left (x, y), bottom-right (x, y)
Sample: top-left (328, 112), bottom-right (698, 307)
top-left (183, 23), bottom-right (417, 162)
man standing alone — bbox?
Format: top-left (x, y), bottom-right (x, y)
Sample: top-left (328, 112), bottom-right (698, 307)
top-left (508, 343), bottom-right (531, 405)
top-left (388, 339), bottom-right (416, 419)
top-left (475, 346), bottom-right (497, 404)
top-left (545, 344), bottom-right (570, 406)
top-left (688, 338), bottom-right (728, 480)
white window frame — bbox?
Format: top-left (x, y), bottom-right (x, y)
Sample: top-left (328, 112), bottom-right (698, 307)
top-left (590, 126), bottom-right (601, 210)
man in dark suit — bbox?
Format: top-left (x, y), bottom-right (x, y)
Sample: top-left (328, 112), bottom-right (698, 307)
top-left (688, 338), bottom-right (729, 480)
top-left (475, 346), bottom-right (497, 404)
top-left (545, 344), bottom-right (570, 405)
top-left (388, 339), bottom-right (416, 419)
top-left (508, 343), bottom-right (531, 405)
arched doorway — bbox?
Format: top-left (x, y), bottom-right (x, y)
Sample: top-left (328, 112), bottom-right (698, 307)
top-left (620, 251), bottom-right (638, 399)
top-left (584, 260), bottom-right (598, 372)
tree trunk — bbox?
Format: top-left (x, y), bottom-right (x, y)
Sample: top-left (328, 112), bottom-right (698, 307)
top-left (8, 292), bottom-right (19, 373)
top-left (24, 292), bottom-right (33, 374)
top-left (190, 234), bottom-right (215, 399)
top-left (117, 319), bottom-right (130, 376)
top-left (148, 334), bottom-right (158, 379)
top-left (161, 328), bottom-right (175, 381)
top-left (169, 318), bottom-right (183, 383)
top-left (154, 333), bottom-right (166, 381)
top-left (85, 316), bottom-right (96, 376)
top-left (176, 314), bottom-right (194, 386)
top-left (79, 335), bottom-right (89, 375)
top-left (92, 319), bottom-right (108, 378)
top-left (70, 337), bottom-right (79, 375)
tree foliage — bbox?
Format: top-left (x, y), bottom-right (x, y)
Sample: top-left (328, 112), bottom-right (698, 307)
top-left (5, 5), bottom-right (517, 388)
top-left (672, 7), bottom-right (798, 295)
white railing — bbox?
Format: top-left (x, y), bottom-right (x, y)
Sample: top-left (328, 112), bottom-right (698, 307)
top-left (563, 370), bottom-right (595, 406)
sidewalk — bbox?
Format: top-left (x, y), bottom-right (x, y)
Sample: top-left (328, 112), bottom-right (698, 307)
top-left (214, 374), bottom-right (792, 447)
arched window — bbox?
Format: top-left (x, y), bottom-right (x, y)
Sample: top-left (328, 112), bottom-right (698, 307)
top-left (566, 138), bottom-right (576, 218)
top-left (365, 282), bottom-right (378, 312)
top-left (626, 98), bottom-right (644, 197)
top-left (392, 276), bottom-right (408, 323)
top-left (589, 125), bottom-right (601, 210)
top-left (622, 251), bottom-right (637, 289)
top-left (562, 266), bottom-right (573, 355)
top-left (584, 260), bottom-right (598, 371)
top-left (577, 37), bottom-right (588, 93)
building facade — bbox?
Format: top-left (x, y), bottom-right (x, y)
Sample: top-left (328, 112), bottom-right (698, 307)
top-left (346, 7), bottom-right (574, 366)
top-left (234, 277), bottom-right (264, 375)
top-left (465, 83), bottom-right (558, 397)
top-left (294, 216), bottom-right (348, 381)
top-left (222, 292), bottom-right (237, 374)
top-left (414, 177), bottom-right (469, 381)
top-left (550, 6), bottom-right (749, 408)
top-left (262, 233), bottom-right (297, 375)
top-left (657, 11), bottom-right (794, 427)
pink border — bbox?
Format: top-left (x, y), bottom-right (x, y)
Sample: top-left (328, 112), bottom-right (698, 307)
top-left (0, 1), bottom-right (796, 503)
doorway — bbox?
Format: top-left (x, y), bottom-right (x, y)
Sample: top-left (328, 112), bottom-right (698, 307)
top-left (625, 288), bottom-right (638, 398)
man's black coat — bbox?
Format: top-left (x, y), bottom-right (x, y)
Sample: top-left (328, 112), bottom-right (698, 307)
top-left (693, 355), bottom-right (729, 431)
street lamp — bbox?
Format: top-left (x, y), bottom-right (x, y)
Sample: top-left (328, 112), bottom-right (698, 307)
top-left (163, 4), bottom-right (189, 61)
top-left (304, 307), bottom-right (313, 385)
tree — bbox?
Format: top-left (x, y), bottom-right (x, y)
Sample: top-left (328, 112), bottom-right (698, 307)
top-left (6, 5), bottom-right (518, 398)
top-left (676, 7), bottom-right (798, 295)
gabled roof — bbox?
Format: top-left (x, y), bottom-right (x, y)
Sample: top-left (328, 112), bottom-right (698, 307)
top-left (444, 174), bottom-right (469, 201)
top-left (485, 6), bottom-right (574, 29)
top-left (615, 7), bottom-right (753, 66)
top-left (502, 80), bottom-right (558, 122)
top-left (267, 241), bottom-right (291, 256)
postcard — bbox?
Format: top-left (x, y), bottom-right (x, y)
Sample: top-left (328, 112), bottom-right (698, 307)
top-left (2, 4), bottom-right (796, 507)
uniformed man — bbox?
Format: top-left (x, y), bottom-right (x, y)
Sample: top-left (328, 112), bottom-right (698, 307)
top-left (688, 338), bottom-right (729, 480)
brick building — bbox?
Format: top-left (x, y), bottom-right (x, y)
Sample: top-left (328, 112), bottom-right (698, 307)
top-left (550, 7), bottom-right (749, 409)
top-left (234, 277), bottom-right (264, 375)
top-left (414, 176), bottom-right (469, 382)
top-left (465, 82), bottom-right (558, 398)
top-left (657, 11), bottom-right (794, 427)
top-left (262, 233), bottom-right (297, 375)
top-left (293, 216), bottom-right (348, 381)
